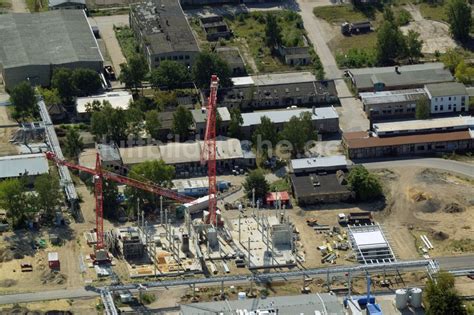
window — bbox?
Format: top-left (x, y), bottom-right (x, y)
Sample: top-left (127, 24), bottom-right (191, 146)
top-left (179, 55), bottom-right (184, 60)
top-left (435, 97), bottom-right (438, 101)
top-left (449, 97), bottom-right (451, 101)
top-left (434, 105), bottom-right (438, 111)
top-left (448, 105), bottom-right (452, 110)
top-left (173, 56), bottom-right (177, 60)
top-left (417, 145), bottom-right (425, 151)
top-left (440, 105), bottom-right (444, 111)
top-left (441, 97), bottom-right (443, 101)
top-left (185, 55), bottom-right (190, 60)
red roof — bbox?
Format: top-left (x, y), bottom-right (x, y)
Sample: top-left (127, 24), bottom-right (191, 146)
top-left (266, 191), bottom-right (290, 202)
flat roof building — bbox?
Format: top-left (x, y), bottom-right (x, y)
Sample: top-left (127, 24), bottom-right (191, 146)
top-left (290, 155), bottom-right (348, 174)
top-left (76, 91), bottom-right (133, 119)
top-left (348, 63), bottom-right (453, 93)
top-left (424, 82), bottom-right (469, 114)
top-left (0, 10), bottom-right (103, 90)
top-left (0, 154), bottom-right (49, 180)
top-left (220, 72), bottom-right (338, 110)
top-left (180, 293), bottom-right (344, 315)
top-left (372, 115), bottom-right (474, 136)
top-left (360, 88), bottom-right (427, 120)
top-left (129, 0), bottom-right (199, 69)
top-left (240, 107), bottom-right (339, 137)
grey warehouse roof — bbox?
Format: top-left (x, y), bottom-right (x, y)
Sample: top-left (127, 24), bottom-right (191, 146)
top-left (241, 107), bottom-right (338, 127)
top-left (191, 107), bottom-right (231, 124)
top-left (350, 63), bottom-right (453, 90)
top-left (130, 0), bottom-right (199, 55)
top-left (180, 293), bottom-right (344, 315)
top-left (0, 10), bottom-right (102, 69)
top-left (233, 72), bottom-right (316, 87)
top-left (291, 155), bottom-right (348, 172)
top-left (425, 82), bottom-right (468, 97)
top-left (49, 0), bottom-right (86, 7)
top-left (360, 89), bottom-right (427, 105)
top-left (0, 154), bottom-right (49, 179)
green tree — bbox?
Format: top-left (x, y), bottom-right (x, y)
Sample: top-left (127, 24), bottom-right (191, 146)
top-left (150, 60), bottom-right (190, 89)
top-left (126, 107), bottom-right (144, 142)
top-left (107, 107), bottom-right (129, 144)
top-left (192, 52), bottom-right (233, 89)
top-left (376, 21), bottom-right (406, 65)
top-left (405, 30), bottom-right (423, 63)
top-left (51, 68), bottom-right (76, 103)
top-left (454, 60), bottom-right (474, 84)
top-left (243, 169), bottom-right (269, 200)
top-left (446, 0), bottom-right (472, 43)
top-left (85, 100), bottom-right (104, 113)
top-left (228, 108), bottom-right (243, 139)
top-left (154, 90), bottom-right (178, 110)
top-left (441, 48), bottom-right (463, 73)
top-left (102, 179), bottom-right (119, 219)
top-left (280, 112), bottom-right (317, 157)
top-left (172, 105), bottom-right (193, 141)
top-left (119, 54), bottom-right (148, 92)
top-left (63, 128), bottom-right (84, 161)
top-left (252, 116), bottom-right (278, 158)
top-left (126, 160), bottom-right (175, 212)
top-left (9, 81), bottom-right (37, 120)
top-left (0, 179), bottom-right (27, 228)
top-left (91, 110), bottom-right (108, 140)
top-left (34, 173), bottom-right (62, 221)
top-left (265, 13), bottom-right (282, 48)
top-left (383, 7), bottom-right (395, 24)
top-left (71, 68), bottom-right (102, 96)
top-left (425, 271), bottom-right (466, 315)
top-left (347, 166), bottom-right (383, 201)
top-left (39, 88), bottom-right (61, 106)
top-left (415, 97), bottom-right (431, 119)
top-left (145, 109), bottom-right (161, 139)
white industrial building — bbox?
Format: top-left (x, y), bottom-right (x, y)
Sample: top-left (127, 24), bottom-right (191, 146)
top-left (75, 91), bottom-right (133, 120)
top-left (372, 115), bottom-right (474, 137)
top-left (290, 155), bottom-right (348, 174)
top-left (425, 82), bottom-right (469, 114)
top-left (0, 154), bottom-right (49, 182)
top-left (348, 224), bottom-right (396, 264)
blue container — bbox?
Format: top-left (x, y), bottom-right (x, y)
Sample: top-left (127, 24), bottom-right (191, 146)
top-left (366, 303), bottom-right (383, 315)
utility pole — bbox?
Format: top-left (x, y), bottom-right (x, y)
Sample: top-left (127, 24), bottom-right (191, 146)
top-left (252, 188), bottom-right (255, 217)
top-left (160, 195), bottom-right (163, 225)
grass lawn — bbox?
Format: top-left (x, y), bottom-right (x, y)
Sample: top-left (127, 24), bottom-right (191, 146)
top-left (0, 0), bottom-right (11, 10)
top-left (115, 26), bottom-right (140, 61)
top-left (313, 5), bottom-right (371, 24)
top-left (419, 3), bottom-right (447, 22)
top-left (330, 32), bottom-right (378, 54)
top-left (269, 178), bottom-right (291, 192)
top-left (26, 0), bottom-right (48, 12)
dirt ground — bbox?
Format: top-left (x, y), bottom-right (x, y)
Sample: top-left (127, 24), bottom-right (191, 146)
top-left (401, 4), bottom-right (458, 54)
top-left (374, 167), bottom-right (474, 259)
top-left (0, 298), bottom-right (98, 314)
top-left (0, 106), bottom-right (19, 157)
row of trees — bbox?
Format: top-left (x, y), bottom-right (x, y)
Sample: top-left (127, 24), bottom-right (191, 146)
top-left (119, 52), bottom-right (234, 92)
top-left (441, 49), bottom-right (474, 84)
top-left (0, 174), bottom-right (62, 228)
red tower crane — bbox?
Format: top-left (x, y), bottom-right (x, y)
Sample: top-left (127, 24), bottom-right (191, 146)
top-left (201, 75), bottom-right (219, 226)
top-left (45, 151), bottom-right (194, 261)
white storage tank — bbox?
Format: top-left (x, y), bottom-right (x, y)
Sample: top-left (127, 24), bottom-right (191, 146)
top-left (395, 288), bottom-right (408, 309)
top-left (410, 287), bottom-right (423, 308)
top-left (238, 292), bottom-right (246, 300)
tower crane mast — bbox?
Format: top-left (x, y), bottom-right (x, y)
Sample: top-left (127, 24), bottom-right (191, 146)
top-left (201, 75), bottom-right (219, 225)
top-left (45, 151), bottom-right (194, 260)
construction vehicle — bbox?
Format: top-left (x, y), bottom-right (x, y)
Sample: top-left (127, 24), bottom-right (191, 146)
top-left (306, 218), bottom-right (318, 226)
top-left (45, 151), bottom-right (194, 263)
top-left (338, 212), bottom-right (373, 226)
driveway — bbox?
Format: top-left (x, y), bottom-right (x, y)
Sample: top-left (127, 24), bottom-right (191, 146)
top-left (11, 0), bottom-right (28, 12)
top-left (296, 0), bottom-right (369, 132)
top-left (90, 15), bottom-right (129, 76)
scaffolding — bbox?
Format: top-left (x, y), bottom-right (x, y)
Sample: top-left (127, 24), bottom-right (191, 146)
top-left (37, 95), bottom-right (80, 218)
top-left (347, 223), bottom-right (396, 264)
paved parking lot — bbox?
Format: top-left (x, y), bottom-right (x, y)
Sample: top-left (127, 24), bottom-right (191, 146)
top-left (89, 15), bottom-right (129, 76)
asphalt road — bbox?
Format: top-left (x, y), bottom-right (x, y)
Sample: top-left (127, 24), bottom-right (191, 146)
top-left (364, 158), bottom-right (474, 178)
top-left (0, 255), bottom-right (472, 305)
